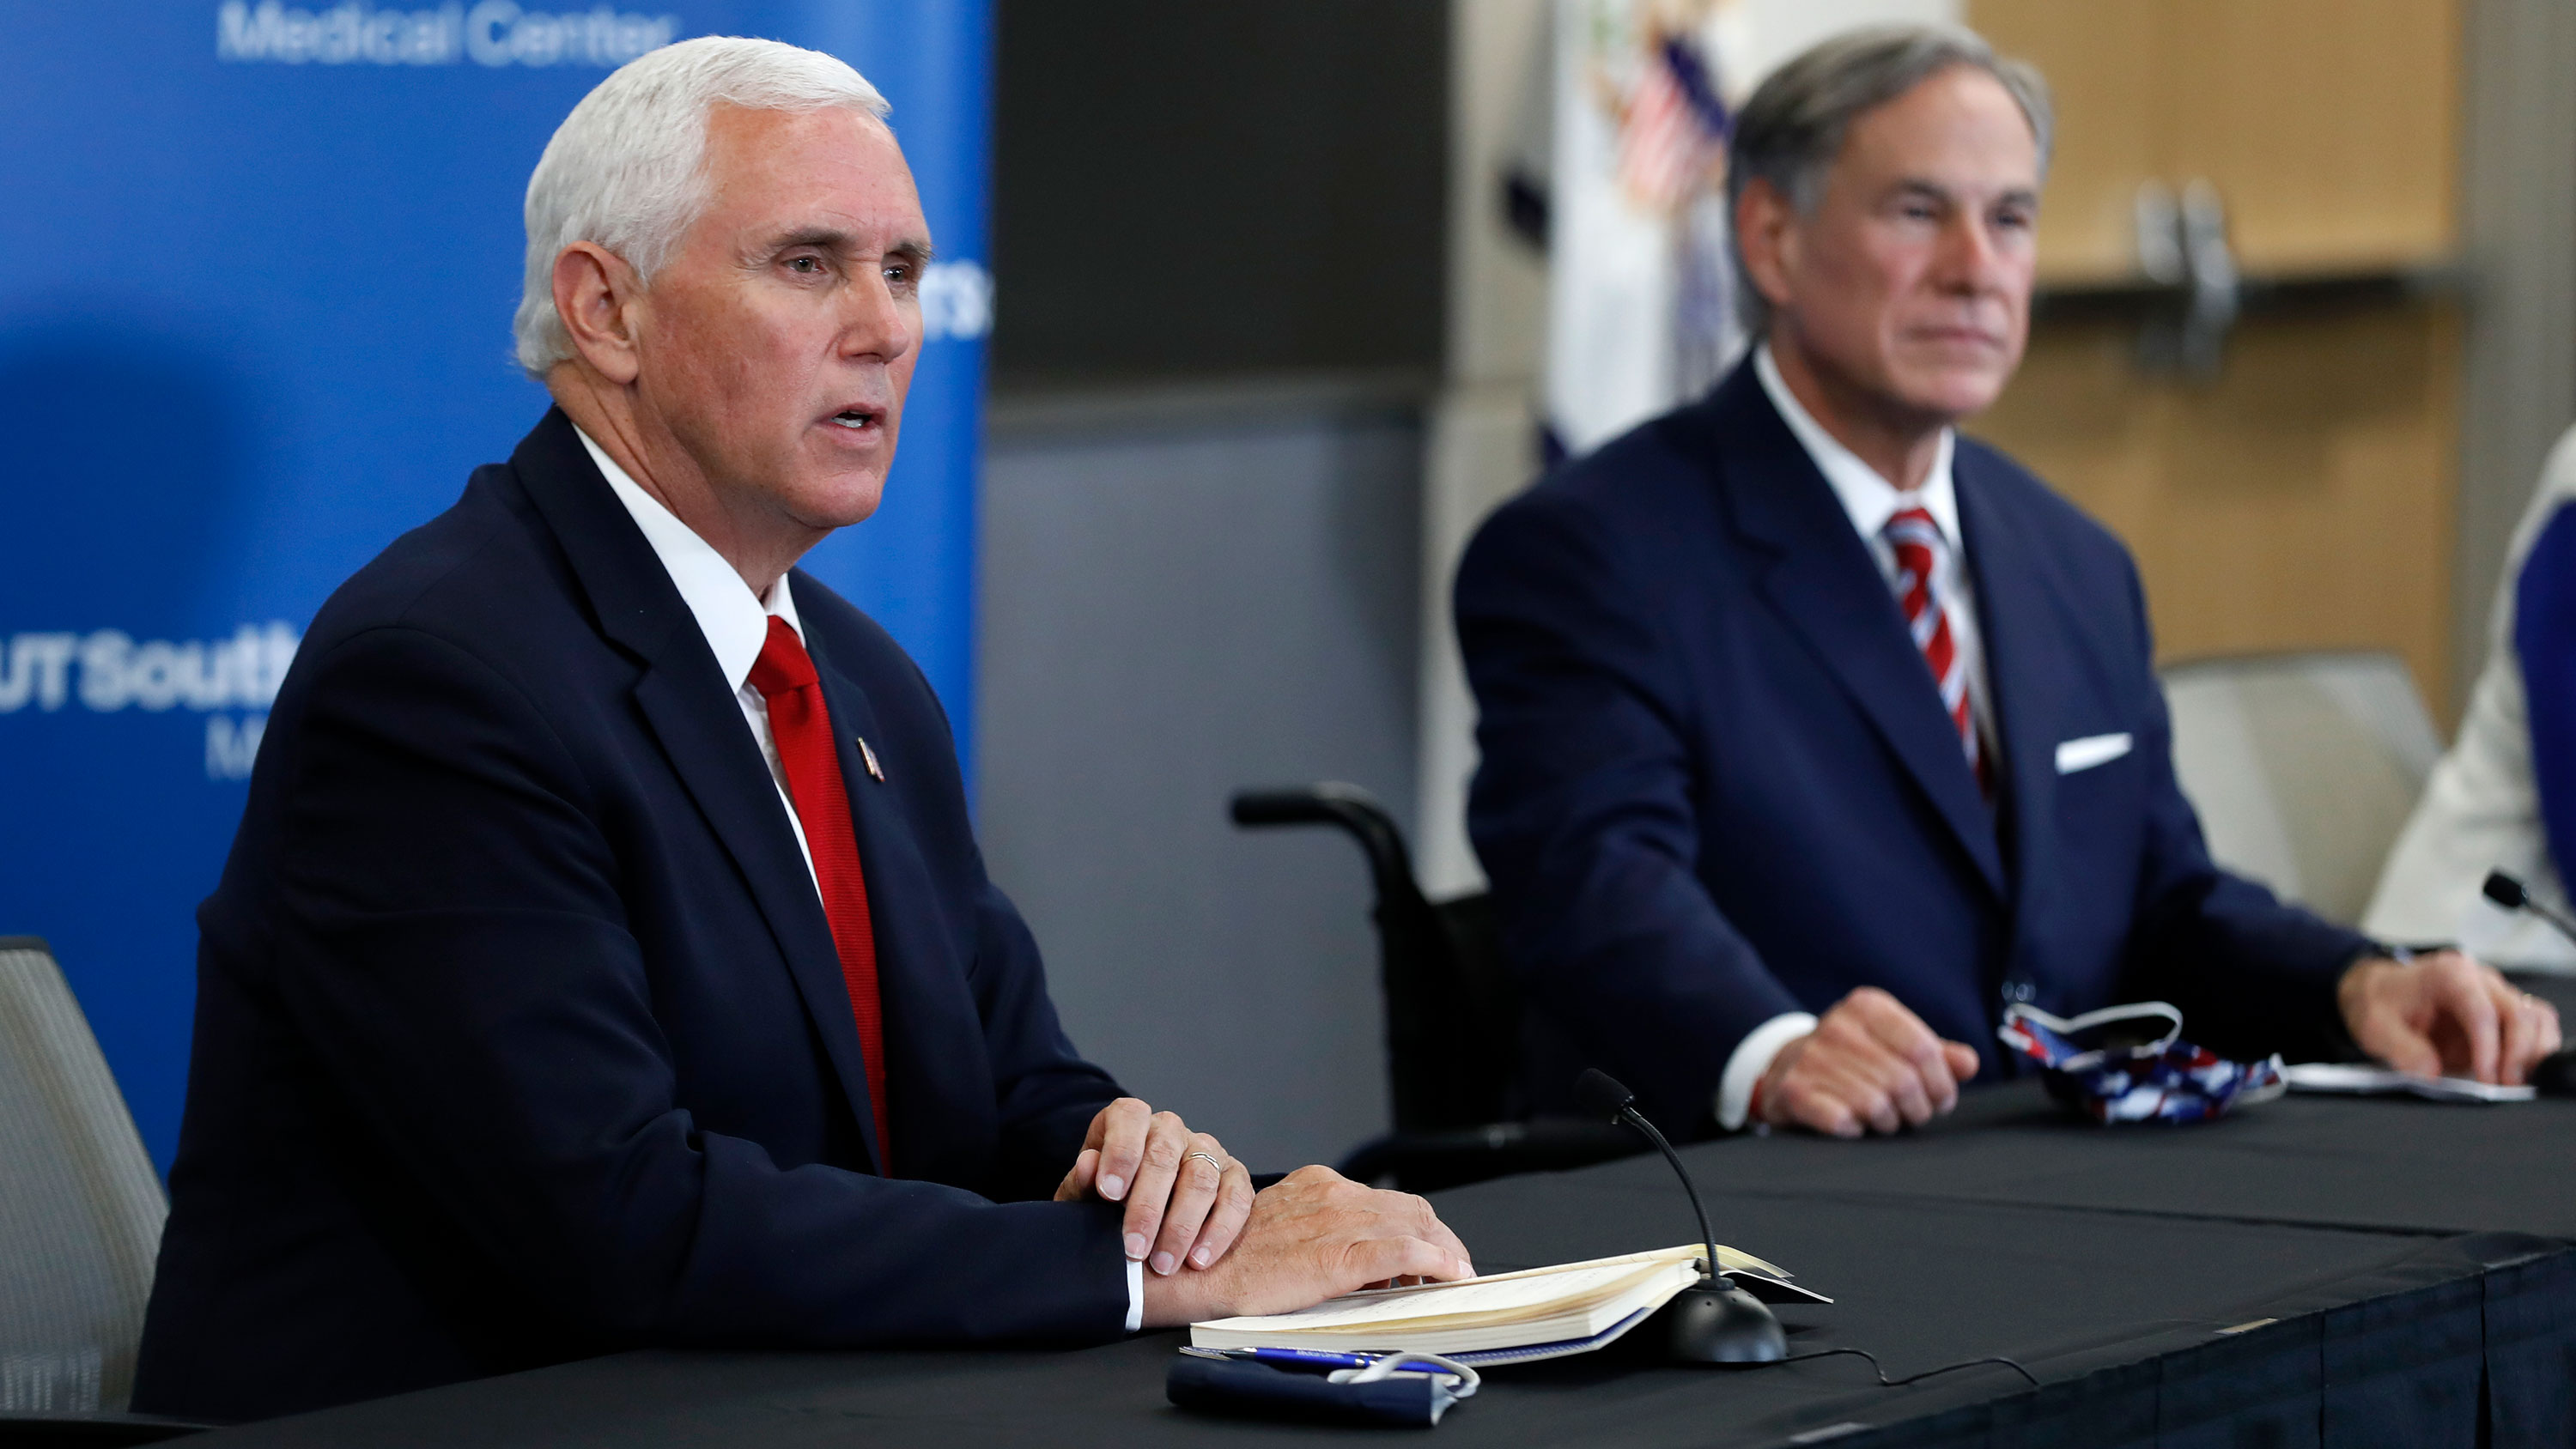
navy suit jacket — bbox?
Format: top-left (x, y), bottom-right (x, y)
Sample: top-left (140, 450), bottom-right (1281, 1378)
top-left (135, 410), bottom-right (1131, 1422)
top-left (1456, 362), bottom-right (2372, 1136)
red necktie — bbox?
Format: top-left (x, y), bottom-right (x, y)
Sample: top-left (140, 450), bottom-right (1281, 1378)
top-left (1884, 506), bottom-right (1990, 796)
top-left (747, 615), bottom-right (891, 1166)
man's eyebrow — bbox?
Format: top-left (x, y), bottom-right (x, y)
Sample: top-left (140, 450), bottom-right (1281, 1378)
top-left (760, 227), bottom-right (936, 264)
top-left (1885, 178), bottom-right (2038, 209)
top-left (762, 226), bottom-right (856, 254)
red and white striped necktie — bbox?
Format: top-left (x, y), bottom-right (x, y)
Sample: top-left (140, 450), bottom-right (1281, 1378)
top-left (1883, 506), bottom-right (1988, 794)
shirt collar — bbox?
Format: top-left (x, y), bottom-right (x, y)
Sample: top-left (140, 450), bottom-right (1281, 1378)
top-left (1753, 343), bottom-right (1962, 555)
top-left (575, 426), bottom-right (803, 692)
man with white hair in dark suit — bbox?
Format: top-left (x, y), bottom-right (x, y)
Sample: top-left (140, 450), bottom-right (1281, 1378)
top-left (137, 36), bottom-right (1470, 1422)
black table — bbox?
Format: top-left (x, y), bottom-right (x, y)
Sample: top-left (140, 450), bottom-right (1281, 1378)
top-left (181, 1038), bottom-right (2576, 1449)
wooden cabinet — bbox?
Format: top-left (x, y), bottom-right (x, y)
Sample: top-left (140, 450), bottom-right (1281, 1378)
top-left (1971, 0), bottom-right (2461, 287)
top-left (1975, 301), bottom-right (2464, 720)
top-left (2160, 0), bottom-right (2459, 277)
top-left (1964, 1), bottom-right (2466, 718)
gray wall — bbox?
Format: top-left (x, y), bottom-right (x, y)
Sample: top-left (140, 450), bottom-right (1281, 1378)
top-left (976, 381), bottom-right (1424, 1172)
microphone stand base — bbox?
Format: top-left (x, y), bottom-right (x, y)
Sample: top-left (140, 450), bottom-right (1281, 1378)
top-left (1664, 1281), bottom-right (1789, 1365)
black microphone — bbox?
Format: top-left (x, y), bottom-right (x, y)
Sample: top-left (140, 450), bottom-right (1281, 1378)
top-left (1576, 1069), bottom-right (1786, 1364)
top-left (2483, 870), bottom-right (2576, 945)
top-left (2476, 872), bottom-right (2576, 1098)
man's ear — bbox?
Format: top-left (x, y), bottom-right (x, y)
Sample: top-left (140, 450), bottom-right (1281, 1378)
top-left (1733, 177), bottom-right (1800, 318)
top-left (551, 241), bottom-right (645, 386)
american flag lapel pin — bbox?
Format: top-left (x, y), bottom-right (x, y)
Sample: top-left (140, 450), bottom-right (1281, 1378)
top-left (856, 735), bottom-right (885, 783)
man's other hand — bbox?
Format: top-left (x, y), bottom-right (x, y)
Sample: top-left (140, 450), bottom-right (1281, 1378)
top-left (1756, 986), bottom-right (1982, 1137)
top-left (2339, 950), bottom-right (2563, 1086)
top-left (1055, 1098), bottom-right (1255, 1277)
top-left (1136, 1166), bottom-right (1474, 1329)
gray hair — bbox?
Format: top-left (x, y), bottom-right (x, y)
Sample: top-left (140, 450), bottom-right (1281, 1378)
top-left (1725, 25), bottom-right (2052, 336)
top-left (513, 35), bottom-right (890, 378)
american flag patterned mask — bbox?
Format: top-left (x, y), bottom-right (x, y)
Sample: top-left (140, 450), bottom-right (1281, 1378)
top-left (1998, 1001), bottom-right (2286, 1125)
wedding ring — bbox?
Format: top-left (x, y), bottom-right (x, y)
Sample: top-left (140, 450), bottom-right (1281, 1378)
top-left (1184, 1150), bottom-right (1225, 1173)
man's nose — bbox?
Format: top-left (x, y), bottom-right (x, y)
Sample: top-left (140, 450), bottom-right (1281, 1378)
top-left (838, 267), bottom-right (917, 361)
top-left (1931, 214), bottom-right (2004, 294)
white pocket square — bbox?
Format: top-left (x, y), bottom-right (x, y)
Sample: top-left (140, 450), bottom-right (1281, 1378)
top-left (2055, 732), bottom-right (2133, 774)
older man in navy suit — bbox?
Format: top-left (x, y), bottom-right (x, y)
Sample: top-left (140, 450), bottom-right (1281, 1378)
top-left (1456, 26), bottom-right (2559, 1142)
top-left (136, 38), bottom-right (1468, 1423)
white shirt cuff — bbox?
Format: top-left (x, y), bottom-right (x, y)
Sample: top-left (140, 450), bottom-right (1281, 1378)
top-left (1716, 1012), bottom-right (1820, 1131)
top-left (1125, 1256), bottom-right (1145, 1333)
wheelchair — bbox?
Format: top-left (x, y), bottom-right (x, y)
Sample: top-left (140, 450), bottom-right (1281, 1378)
top-left (1229, 783), bottom-right (1641, 1191)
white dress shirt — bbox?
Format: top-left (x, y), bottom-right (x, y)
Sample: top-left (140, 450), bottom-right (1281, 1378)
top-left (577, 429), bottom-right (820, 891)
top-left (579, 427), bottom-right (1147, 1328)
top-left (1712, 349), bottom-right (1996, 1131)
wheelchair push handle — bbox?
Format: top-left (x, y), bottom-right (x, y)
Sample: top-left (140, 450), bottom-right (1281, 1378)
top-left (1230, 783), bottom-right (1398, 833)
top-left (1230, 788), bottom-right (1356, 828)
top-left (1227, 784), bottom-right (1424, 912)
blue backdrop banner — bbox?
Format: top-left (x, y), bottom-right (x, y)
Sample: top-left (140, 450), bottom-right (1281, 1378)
top-left (0, 1), bottom-right (993, 1172)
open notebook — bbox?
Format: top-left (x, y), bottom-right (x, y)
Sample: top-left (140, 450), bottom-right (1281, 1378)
top-left (1188, 1243), bottom-right (1792, 1362)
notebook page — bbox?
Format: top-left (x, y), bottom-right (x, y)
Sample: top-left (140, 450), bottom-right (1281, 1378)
top-left (1198, 1260), bottom-right (1667, 1336)
top-left (1320, 1241), bottom-right (1786, 1307)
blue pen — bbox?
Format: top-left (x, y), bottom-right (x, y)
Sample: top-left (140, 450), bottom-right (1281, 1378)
top-left (1218, 1346), bottom-right (1382, 1372)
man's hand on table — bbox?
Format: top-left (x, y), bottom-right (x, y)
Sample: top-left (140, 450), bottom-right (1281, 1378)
top-left (2338, 949), bottom-right (2563, 1086)
top-left (1135, 1165), bottom-right (1475, 1329)
top-left (1055, 1097), bottom-right (1256, 1278)
top-left (1755, 986), bottom-right (1982, 1137)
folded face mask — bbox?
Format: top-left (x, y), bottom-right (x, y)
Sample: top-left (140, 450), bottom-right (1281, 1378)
top-left (1996, 1001), bottom-right (2285, 1125)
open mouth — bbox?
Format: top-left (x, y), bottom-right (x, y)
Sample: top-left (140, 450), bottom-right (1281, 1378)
top-left (828, 408), bottom-right (880, 431)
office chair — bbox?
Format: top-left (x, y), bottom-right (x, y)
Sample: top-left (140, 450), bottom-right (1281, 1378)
top-left (1229, 785), bottom-right (1638, 1191)
top-left (2160, 650), bottom-right (2443, 926)
top-left (0, 937), bottom-right (203, 1446)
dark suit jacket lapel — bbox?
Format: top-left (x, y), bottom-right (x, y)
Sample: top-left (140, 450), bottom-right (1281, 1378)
top-left (800, 621), bottom-right (990, 1189)
top-left (1698, 367), bottom-right (2006, 896)
top-left (507, 410), bottom-right (892, 1173)
top-left (1955, 453), bottom-right (2081, 941)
